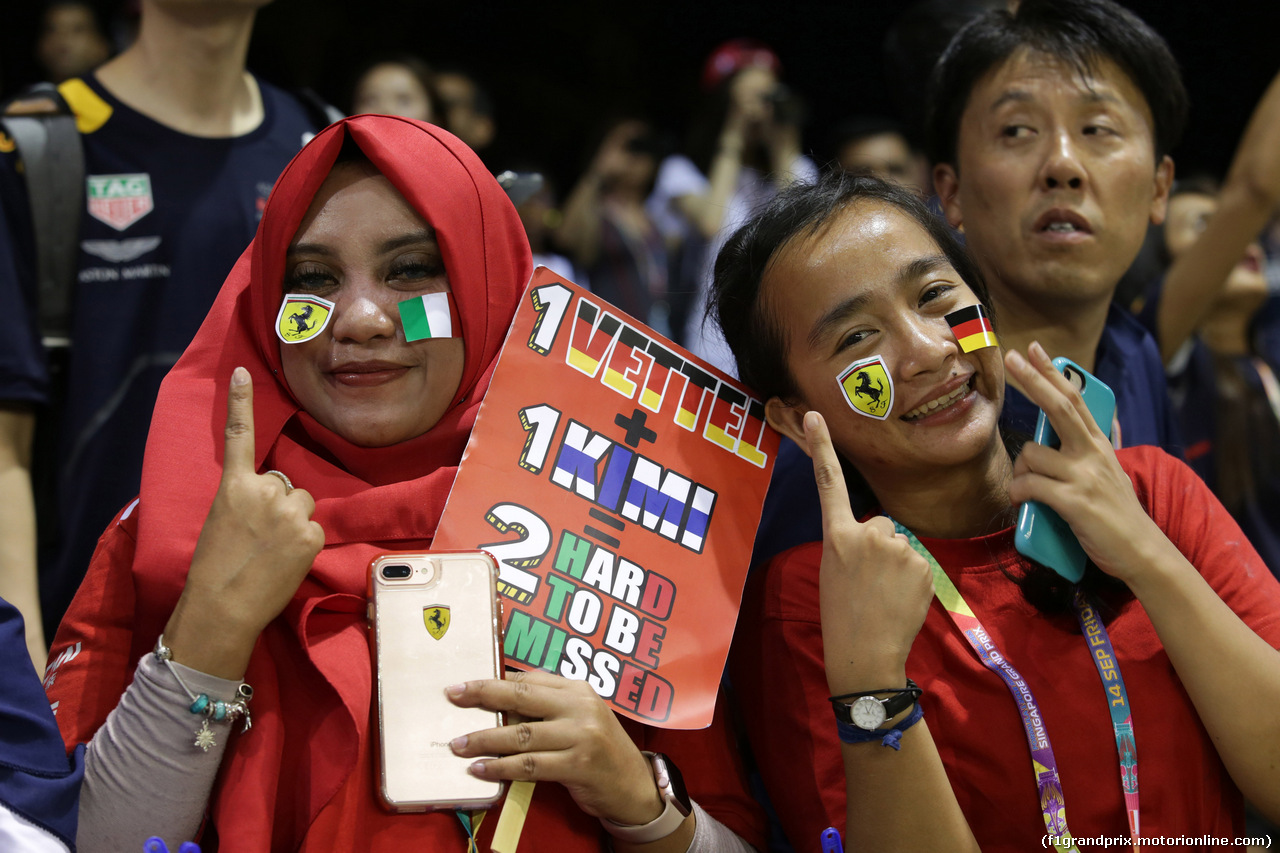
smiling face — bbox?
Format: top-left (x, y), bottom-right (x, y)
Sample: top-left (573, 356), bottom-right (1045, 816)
top-left (279, 162), bottom-right (464, 447)
top-left (762, 200), bottom-right (1005, 487)
top-left (934, 50), bottom-right (1173, 313)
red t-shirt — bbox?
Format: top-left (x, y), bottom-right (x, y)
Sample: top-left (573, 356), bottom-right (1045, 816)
top-left (730, 446), bottom-right (1280, 852)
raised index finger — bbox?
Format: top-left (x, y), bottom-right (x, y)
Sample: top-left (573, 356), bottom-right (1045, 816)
top-left (222, 366), bottom-right (257, 476)
top-left (803, 411), bottom-right (858, 536)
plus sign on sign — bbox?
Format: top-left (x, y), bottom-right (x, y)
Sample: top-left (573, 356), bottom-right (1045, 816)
top-left (435, 268), bottom-right (778, 728)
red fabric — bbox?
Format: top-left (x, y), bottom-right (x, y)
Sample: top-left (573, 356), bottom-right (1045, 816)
top-left (47, 115), bottom-right (765, 852)
top-left (730, 446), bottom-right (1280, 853)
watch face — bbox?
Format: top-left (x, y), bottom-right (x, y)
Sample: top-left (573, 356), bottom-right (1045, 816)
top-left (850, 696), bottom-right (887, 730)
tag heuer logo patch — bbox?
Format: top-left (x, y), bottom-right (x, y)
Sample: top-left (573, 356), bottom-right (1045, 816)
top-left (87, 173), bottom-right (154, 231)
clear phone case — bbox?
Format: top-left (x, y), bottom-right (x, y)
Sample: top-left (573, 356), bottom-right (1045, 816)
top-left (369, 551), bottom-right (505, 812)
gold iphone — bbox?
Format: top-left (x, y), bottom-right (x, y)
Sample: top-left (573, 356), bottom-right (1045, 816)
top-left (369, 551), bottom-right (505, 812)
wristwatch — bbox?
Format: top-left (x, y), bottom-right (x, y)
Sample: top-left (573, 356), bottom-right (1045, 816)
top-left (601, 751), bottom-right (693, 843)
top-left (833, 679), bottom-right (922, 731)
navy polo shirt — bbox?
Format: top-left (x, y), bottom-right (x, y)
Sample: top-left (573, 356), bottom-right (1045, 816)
top-left (0, 73), bottom-right (322, 637)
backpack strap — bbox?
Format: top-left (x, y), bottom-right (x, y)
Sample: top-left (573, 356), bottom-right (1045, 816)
top-left (1, 83), bottom-right (85, 348)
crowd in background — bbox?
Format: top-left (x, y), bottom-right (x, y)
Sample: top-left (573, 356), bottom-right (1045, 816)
top-left (2, 0), bottom-right (1280, 850)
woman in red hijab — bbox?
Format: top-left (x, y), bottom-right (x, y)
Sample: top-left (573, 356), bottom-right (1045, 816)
top-left (44, 116), bottom-right (764, 853)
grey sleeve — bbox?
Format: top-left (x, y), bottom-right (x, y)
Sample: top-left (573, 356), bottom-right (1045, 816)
top-left (686, 801), bottom-right (759, 853)
top-left (77, 654), bottom-right (244, 853)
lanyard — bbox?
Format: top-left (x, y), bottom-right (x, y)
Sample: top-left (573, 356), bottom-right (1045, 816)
top-left (891, 520), bottom-right (1139, 849)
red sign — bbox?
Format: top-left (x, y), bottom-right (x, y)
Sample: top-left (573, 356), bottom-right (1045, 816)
top-left (435, 269), bottom-right (778, 728)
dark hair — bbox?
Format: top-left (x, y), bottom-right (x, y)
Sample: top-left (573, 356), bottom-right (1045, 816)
top-left (925, 0), bottom-right (1188, 167)
top-left (711, 171), bottom-right (1135, 619)
top-left (711, 170), bottom-right (992, 403)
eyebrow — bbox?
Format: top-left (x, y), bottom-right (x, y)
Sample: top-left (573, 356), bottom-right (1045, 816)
top-left (990, 87), bottom-right (1121, 113)
top-left (805, 253), bottom-right (953, 349)
top-left (288, 227), bottom-right (438, 259)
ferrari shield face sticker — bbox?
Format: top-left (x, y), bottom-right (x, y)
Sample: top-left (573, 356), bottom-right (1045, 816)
top-left (276, 294), bottom-right (335, 344)
top-left (838, 355), bottom-right (893, 420)
top-left (424, 605), bottom-right (451, 640)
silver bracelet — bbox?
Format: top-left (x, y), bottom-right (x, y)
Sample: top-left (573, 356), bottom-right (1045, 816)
top-left (153, 634), bottom-right (254, 752)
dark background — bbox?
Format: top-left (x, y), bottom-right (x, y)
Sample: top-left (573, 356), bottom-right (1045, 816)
top-left (2, 1), bottom-right (1274, 190)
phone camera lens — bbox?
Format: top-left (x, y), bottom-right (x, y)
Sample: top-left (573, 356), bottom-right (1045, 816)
top-left (381, 564), bottom-right (413, 580)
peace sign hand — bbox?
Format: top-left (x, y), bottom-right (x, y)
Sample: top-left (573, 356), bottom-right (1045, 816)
top-left (804, 411), bottom-right (934, 695)
top-left (162, 367), bottom-right (325, 679)
top-left (1004, 343), bottom-right (1165, 584)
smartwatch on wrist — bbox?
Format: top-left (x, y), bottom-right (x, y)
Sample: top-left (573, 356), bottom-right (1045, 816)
top-left (600, 751), bottom-right (693, 843)
top-left (832, 679), bottom-right (922, 731)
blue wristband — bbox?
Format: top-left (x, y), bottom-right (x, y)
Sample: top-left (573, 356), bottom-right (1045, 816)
top-left (835, 701), bottom-right (923, 749)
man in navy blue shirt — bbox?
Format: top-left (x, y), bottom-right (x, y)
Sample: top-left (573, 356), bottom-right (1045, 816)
top-left (0, 0), bottom-right (328, 661)
top-left (751, 0), bottom-right (1187, 565)
top-left (928, 0), bottom-right (1185, 449)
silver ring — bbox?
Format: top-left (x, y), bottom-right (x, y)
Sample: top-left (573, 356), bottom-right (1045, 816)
top-left (265, 470), bottom-right (293, 492)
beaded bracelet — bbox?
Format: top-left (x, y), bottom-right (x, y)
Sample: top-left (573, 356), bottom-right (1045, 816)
top-left (154, 635), bottom-right (254, 752)
top-left (835, 701), bottom-right (923, 750)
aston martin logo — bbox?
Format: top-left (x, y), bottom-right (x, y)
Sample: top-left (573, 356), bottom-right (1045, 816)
top-left (424, 605), bottom-right (451, 640)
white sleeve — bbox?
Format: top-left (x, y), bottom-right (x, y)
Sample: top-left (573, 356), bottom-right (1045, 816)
top-left (77, 654), bottom-right (243, 853)
top-left (685, 801), bottom-right (759, 853)
top-left (646, 155), bottom-right (711, 241)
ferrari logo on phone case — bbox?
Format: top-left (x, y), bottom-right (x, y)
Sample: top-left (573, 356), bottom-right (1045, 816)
top-left (838, 355), bottom-right (893, 420)
top-left (423, 605), bottom-right (451, 640)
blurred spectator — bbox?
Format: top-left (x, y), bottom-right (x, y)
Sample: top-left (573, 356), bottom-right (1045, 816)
top-left (0, 595), bottom-right (82, 851)
top-left (35, 1), bottom-right (112, 84)
top-left (556, 117), bottom-right (668, 333)
top-left (501, 166), bottom-right (579, 284)
top-left (830, 115), bottom-right (928, 194)
top-left (350, 53), bottom-right (440, 123)
top-left (646, 38), bottom-right (816, 371)
top-left (1145, 177), bottom-right (1280, 580)
top-left (434, 67), bottom-right (495, 156)
top-left (0, 0), bottom-right (333, 666)
top-left (1133, 67), bottom-right (1280, 580)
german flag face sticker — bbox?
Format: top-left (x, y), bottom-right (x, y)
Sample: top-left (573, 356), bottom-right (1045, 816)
top-left (838, 355), bottom-right (894, 420)
top-left (276, 294), bottom-right (335, 344)
top-left (946, 304), bottom-right (999, 352)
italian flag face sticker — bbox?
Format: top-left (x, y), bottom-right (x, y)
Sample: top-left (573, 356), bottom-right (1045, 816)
top-left (276, 294), bottom-right (335, 344)
top-left (946, 304), bottom-right (999, 352)
top-left (399, 292), bottom-right (459, 342)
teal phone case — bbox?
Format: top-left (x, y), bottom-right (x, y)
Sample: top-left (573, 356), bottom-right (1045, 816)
top-left (1013, 357), bottom-right (1116, 582)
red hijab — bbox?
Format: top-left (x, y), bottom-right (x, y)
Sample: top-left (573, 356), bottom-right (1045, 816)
top-left (130, 116), bottom-right (531, 848)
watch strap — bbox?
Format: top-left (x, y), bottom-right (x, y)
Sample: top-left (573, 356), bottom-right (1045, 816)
top-left (600, 751), bottom-right (692, 843)
top-left (831, 678), bottom-right (922, 726)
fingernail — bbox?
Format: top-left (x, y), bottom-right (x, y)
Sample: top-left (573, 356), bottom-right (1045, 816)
top-left (231, 366), bottom-right (249, 385)
top-left (1006, 350), bottom-right (1026, 369)
top-left (469, 761), bottom-right (486, 776)
top-left (450, 735), bottom-right (468, 751)
top-left (1029, 341), bottom-right (1046, 360)
top-left (445, 683), bottom-right (465, 696)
